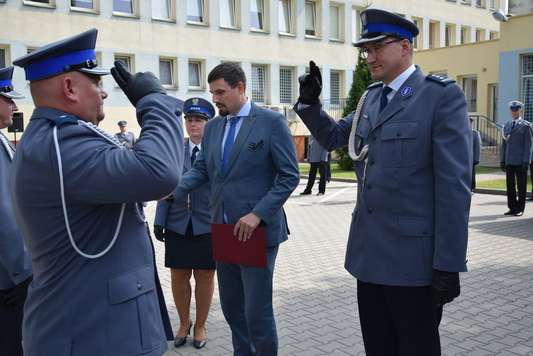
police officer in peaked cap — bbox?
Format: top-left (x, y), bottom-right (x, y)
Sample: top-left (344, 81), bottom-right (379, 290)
top-left (295, 8), bottom-right (471, 355)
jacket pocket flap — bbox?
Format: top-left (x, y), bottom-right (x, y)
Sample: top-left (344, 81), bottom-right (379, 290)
top-left (356, 118), bottom-right (371, 139)
top-left (382, 121), bottom-right (419, 140)
top-left (398, 219), bottom-right (434, 237)
top-left (108, 265), bottom-right (155, 305)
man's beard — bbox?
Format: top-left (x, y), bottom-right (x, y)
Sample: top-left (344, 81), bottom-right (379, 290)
top-left (218, 107), bottom-right (229, 116)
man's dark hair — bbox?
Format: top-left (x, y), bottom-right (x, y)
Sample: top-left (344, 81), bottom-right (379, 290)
top-left (208, 62), bottom-right (246, 90)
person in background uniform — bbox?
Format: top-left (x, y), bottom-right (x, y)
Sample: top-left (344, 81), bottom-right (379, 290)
top-left (500, 101), bottom-right (532, 216)
top-left (294, 9), bottom-right (471, 355)
top-left (154, 97), bottom-right (216, 350)
top-left (528, 146), bottom-right (533, 201)
top-left (172, 62), bottom-right (300, 355)
top-left (114, 120), bottom-right (136, 150)
top-left (0, 66), bottom-right (33, 356)
top-left (300, 134), bottom-right (329, 196)
top-left (10, 29), bottom-right (184, 356)
top-left (471, 118), bottom-right (481, 194)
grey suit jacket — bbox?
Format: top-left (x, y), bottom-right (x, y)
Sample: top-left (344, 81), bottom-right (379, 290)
top-left (500, 120), bottom-right (532, 165)
top-left (9, 94), bottom-right (183, 356)
top-left (155, 140), bottom-right (212, 236)
top-left (174, 101), bottom-right (300, 247)
top-left (295, 66), bottom-right (471, 287)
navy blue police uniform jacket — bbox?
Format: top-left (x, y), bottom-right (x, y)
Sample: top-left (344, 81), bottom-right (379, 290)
top-left (9, 93), bottom-right (183, 356)
top-left (295, 66), bottom-right (471, 287)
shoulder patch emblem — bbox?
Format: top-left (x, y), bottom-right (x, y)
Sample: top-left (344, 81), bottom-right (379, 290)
top-left (426, 73), bottom-right (456, 85)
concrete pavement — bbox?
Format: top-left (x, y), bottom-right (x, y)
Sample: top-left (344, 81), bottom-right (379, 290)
top-left (146, 175), bottom-right (533, 356)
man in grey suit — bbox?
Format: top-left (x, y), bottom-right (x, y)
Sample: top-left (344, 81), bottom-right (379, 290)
top-left (294, 9), bottom-right (471, 355)
top-left (173, 62), bottom-right (300, 355)
top-left (300, 134), bottom-right (329, 195)
top-left (500, 100), bottom-right (532, 216)
top-left (0, 66), bottom-right (33, 356)
top-left (10, 29), bottom-right (183, 355)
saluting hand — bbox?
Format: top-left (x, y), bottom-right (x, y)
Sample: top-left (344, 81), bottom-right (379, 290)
top-left (298, 61), bottom-right (323, 105)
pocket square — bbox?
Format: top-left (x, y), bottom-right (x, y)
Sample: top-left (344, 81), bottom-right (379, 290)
top-left (247, 140), bottom-right (264, 150)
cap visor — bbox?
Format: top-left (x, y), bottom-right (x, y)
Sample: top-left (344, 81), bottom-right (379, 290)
top-left (0, 90), bottom-right (25, 100)
top-left (353, 35), bottom-right (388, 47)
top-left (79, 66), bottom-right (110, 76)
top-left (185, 111), bottom-right (211, 120)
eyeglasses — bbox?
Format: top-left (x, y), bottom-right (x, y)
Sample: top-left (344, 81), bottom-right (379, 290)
top-left (360, 39), bottom-right (402, 58)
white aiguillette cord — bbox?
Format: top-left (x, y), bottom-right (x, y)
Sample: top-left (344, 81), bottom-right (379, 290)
top-left (52, 119), bottom-right (145, 259)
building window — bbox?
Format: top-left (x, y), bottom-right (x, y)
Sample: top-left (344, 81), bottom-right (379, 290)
top-left (429, 22), bottom-right (437, 49)
top-left (330, 4), bottom-right (341, 40)
top-left (159, 58), bottom-right (176, 88)
top-left (330, 70), bottom-right (341, 104)
top-left (305, 1), bottom-right (317, 37)
top-left (0, 48), bottom-right (6, 68)
top-left (279, 67), bottom-right (294, 104)
top-left (445, 25), bottom-right (451, 47)
top-left (460, 27), bottom-right (468, 44)
top-left (489, 31), bottom-right (497, 40)
top-left (153, 0), bottom-right (171, 20)
top-left (114, 0), bottom-right (134, 14)
top-left (475, 30), bottom-right (480, 42)
top-left (251, 0), bottom-right (265, 30)
top-left (24, 0), bottom-right (53, 5)
top-left (412, 18), bottom-right (420, 50)
top-left (251, 64), bottom-right (267, 104)
top-left (189, 60), bottom-right (204, 89)
top-left (462, 76), bottom-right (477, 112)
top-left (114, 55), bottom-right (133, 72)
top-left (71, 0), bottom-right (93, 10)
top-left (352, 8), bottom-right (362, 44)
top-left (278, 0), bottom-right (292, 34)
top-left (476, 0), bottom-right (485, 7)
top-left (221, 0), bottom-right (237, 28)
top-left (461, 0), bottom-right (471, 4)
top-left (521, 54), bottom-right (533, 121)
top-left (188, 0), bottom-right (205, 23)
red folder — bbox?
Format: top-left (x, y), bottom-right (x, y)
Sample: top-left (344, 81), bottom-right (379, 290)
top-left (211, 223), bottom-right (267, 268)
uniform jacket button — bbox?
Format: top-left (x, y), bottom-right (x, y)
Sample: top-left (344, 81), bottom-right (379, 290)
top-left (367, 207), bottom-right (373, 213)
top-left (137, 283), bottom-right (142, 290)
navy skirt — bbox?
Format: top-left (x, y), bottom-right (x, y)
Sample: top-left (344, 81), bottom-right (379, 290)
top-left (164, 224), bottom-right (216, 270)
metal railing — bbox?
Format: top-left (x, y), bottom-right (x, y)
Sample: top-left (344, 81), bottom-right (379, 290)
top-left (470, 114), bottom-right (502, 158)
top-left (322, 98), bottom-right (347, 122)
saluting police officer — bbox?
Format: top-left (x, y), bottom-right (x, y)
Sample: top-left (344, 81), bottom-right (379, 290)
top-left (10, 29), bottom-right (183, 355)
top-left (114, 120), bottom-right (136, 150)
top-left (0, 66), bottom-right (33, 356)
top-left (295, 9), bottom-right (471, 355)
top-left (500, 101), bottom-right (532, 216)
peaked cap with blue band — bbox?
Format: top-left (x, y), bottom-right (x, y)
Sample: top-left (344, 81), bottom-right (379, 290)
top-left (354, 9), bottom-right (419, 47)
top-left (13, 28), bottom-right (109, 81)
top-left (0, 67), bottom-right (24, 100)
top-left (183, 97), bottom-right (215, 121)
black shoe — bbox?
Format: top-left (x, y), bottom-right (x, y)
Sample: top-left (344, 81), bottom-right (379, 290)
top-left (174, 323), bottom-right (192, 347)
top-left (527, 197), bottom-right (533, 201)
top-left (300, 191), bottom-right (311, 195)
top-left (515, 211), bottom-right (524, 216)
top-left (317, 192), bottom-right (324, 196)
top-left (193, 325), bottom-right (207, 349)
top-left (504, 210), bottom-right (517, 215)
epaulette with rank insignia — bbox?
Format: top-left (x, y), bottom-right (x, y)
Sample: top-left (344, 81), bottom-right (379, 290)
top-left (49, 115), bottom-right (79, 128)
top-left (366, 82), bottom-right (383, 90)
top-left (426, 73), bottom-right (456, 85)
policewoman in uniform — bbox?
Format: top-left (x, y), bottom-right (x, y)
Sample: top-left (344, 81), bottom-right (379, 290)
top-left (295, 9), bottom-right (471, 355)
top-left (10, 29), bottom-right (183, 355)
top-left (0, 66), bottom-right (33, 356)
top-left (154, 97), bottom-right (216, 349)
top-left (500, 101), bottom-right (532, 216)
top-left (114, 120), bottom-right (136, 150)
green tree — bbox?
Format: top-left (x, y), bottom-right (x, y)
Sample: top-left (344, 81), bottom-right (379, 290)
top-left (334, 50), bottom-right (375, 170)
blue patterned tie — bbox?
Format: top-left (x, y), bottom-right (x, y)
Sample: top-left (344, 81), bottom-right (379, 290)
top-left (222, 117), bottom-right (239, 173)
top-left (380, 86), bottom-right (392, 112)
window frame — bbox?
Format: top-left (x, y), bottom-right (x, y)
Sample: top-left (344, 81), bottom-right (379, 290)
top-left (159, 57), bottom-right (177, 89)
top-left (329, 3), bottom-right (343, 42)
top-left (23, 0), bottom-right (55, 8)
top-left (251, 64), bottom-right (268, 104)
top-left (278, 0), bottom-right (295, 35)
top-left (188, 60), bottom-right (206, 90)
top-left (152, 0), bottom-right (174, 22)
top-left (187, 0), bottom-right (207, 24)
top-left (520, 54), bottom-right (533, 121)
top-left (220, 0), bottom-right (240, 29)
top-left (279, 66), bottom-right (295, 104)
top-left (113, 0), bottom-right (139, 18)
top-left (0, 46), bottom-right (7, 69)
top-left (251, 0), bottom-right (267, 32)
top-left (305, 0), bottom-right (319, 38)
top-left (329, 70), bottom-right (342, 105)
top-left (70, 0), bottom-right (98, 13)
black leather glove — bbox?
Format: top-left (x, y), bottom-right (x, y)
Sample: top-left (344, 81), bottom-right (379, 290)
top-left (431, 270), bottom-right (460, 307)
top-left (473, 160), bottom-right (479, 166)
top-left (111, 60), bottom-right (166, 107)
top-left (153, 225), bottom-right (166, 242)
top-left (500, 162), bottom-right (506, 172)
top-left (298, 61), bottom-right (322, 105)
top-left (4, 275), bottom-right (32, 310)
top-left (522, 162), bottom-right (529, 172)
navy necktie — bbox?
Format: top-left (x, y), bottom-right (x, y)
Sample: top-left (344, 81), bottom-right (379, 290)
top-left (222, 117), bottom-right (239, 173)
top-left (191, 146), bottom-right (199, 166)
top-left (380, 86), bottom-right (393, 112)
top-left (512, 121), bottom-right (516, 129)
